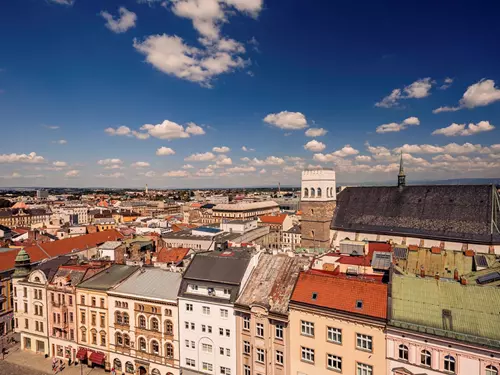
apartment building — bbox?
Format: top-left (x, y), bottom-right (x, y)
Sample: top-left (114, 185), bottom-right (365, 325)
top-left (258, 214), bottom-right (293, 250)
top-left (108, 268), bottom-right (182, 375)
top-left (178, 249), bottom-right (258, 375)
top-left (0, 267), bottom-right (14, 337)
top-left (289, 271), bottom-right (388, 375)
top-left (0, 208), bottom-right (51, 227)
top-left (234, 254), bottom-right (309, 375)
top-left (76, 264), bottom-right (138, 369)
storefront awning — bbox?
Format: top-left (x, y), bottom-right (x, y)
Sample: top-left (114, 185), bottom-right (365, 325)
top-left (76, 348), bottom-right (87, 361)
top-left (89, 352), bottom-right (105, 365)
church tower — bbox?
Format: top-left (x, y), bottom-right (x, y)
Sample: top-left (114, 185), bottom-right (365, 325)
top-left (398, 152), bottom-right (406, 189)
top-left (300, 169), bottom-right (336, 250)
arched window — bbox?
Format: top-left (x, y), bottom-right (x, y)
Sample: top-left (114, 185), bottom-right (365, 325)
top-left (310, 188), bottom-right (315, 198)
top-left (398, 344), bottom-right (408, 361)
top-left (151, 340), bottom-right (160, 355)
top-left (151, 317), bottom-right (159, 331)
top-left (317, 187), bottom-right (322, 198)
top-left (304, 188), bottom-right (309, 198)
top-left (34, 277), bottom-right (41, 283)
top-left (125, 362), bottom-right (134, 374)
top-left (116, 332), bottom-right (123, 346)
top-left (152, 369), bottom-right (161, 375)
top-left (100, 331), bottom-right (106, 346)
top-left (165, 343), bottom-right (173, 358)
top-left (115, 311), bottom-right (122, 325)
top-left (123, 313), bottom-right (129, 325)
top-left (80, 327), bottom-right (87, 342)
top-left (444, 355), bottom-right (456, 373)
top-left (486, 366), bottom-right (498, 375)
top-left (124, 334), bottom-right (130, 347)
top-left (113, 359), bottom-right (122, 370)
top-left (165, 309), bottom-right (172, 317)
top-left (139, 337), bottom-right (147, 352)
top-left (165, 320), bottom-right (173, 335)
top-left (421, 350), bottom-right (431, 367)
top-left (138, 315), bottom-right (146, 329)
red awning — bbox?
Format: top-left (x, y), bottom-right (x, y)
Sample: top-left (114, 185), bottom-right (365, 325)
top-left (76, 348), bottom-right (87, 361)
top-left (89, 352), bottom-right (105, 365)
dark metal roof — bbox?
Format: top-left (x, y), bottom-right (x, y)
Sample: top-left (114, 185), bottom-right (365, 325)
top-left (331, 185), bottom-right (499, 244)
top-left (35, 256), bottom-right (72, 280)
top-left (77, 264), bottom-right (139, 290)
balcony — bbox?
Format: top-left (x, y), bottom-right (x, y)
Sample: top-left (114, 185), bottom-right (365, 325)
top-left (53, 320), bottom-right (68, 329)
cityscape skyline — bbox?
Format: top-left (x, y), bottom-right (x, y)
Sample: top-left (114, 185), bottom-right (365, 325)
top-left (1, 0), bottom-right (500, 188)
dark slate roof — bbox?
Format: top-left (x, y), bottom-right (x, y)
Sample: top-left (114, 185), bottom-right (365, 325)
top-left (35, 256), bottom-right (72, 280)
top-left (183, 249), bottom-right (252, 284)
top-left (77, 264), bottom-right (139, 290)
top-left (331, 185), bottom-right (499, 244)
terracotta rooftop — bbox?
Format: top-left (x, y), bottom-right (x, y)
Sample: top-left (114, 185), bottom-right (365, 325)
top-left (155, 247), bottom-right (190, 264)
top-left (291, 271), bottom-right (388, 320)
top-left (259, 213), bottom-right (288, 225)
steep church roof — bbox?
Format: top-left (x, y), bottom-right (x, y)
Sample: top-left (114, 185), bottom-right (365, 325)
top-left (331, 184), bottom-right (500, 244)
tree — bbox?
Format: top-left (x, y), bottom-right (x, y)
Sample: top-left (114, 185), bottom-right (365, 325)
top-left (0, 199), bottom-right (12, 208)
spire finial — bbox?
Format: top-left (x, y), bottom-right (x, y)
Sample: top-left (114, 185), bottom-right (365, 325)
top-left (398, 151), bottom-right (406, 188)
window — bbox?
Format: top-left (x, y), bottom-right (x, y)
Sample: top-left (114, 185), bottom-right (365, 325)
top-left (125, 362), bottom-right (134, 374)
top-left (139, 315), bottom-right (146, 328)
top-left (123, 313), bottom-right (129, 325)
top-left (185, 321), bottom-right (189, 329)
top-left (357, 363), bottom-right (372, 375)
top-left (186, 358), bottom-right (195, 367)
top-left (116, 312), bottom-right (123, 325)
top-left (256, 348), bottom-right (265, 363)
top-left (91, 313), bottom-right (96, 326)
top-left (220, 309), bottom-right (228, 318)
top-left (356, 300), bottom-right (363, 309)
top-left (81, 327), bottom-right (86, 342)
top-left (244, 365), bottom-right (251, 375)
top-left (70, 329), bottom-right (74, 340)
top-left (81, 311), bottom-right (86, 324)
top-left (190, 284), bottom-right (198, 291)
top-left (166, 343), bottom-right (173, 358)
top-left (91, 297), bottom-right (96, 307)
top-left (151, 318), bottom-right (159, 331)
top-left (139, 337), bottom-right (146, 351)
top-left (486, 365), bottom-right (499, 375)
top-left (208, 326), bottom-right (212, 333)
top-left (152, 307), bottom-right (158, 314)
top-left (220, 367), bottom-right (231, 375)
top-left (185, 340), bottom-right (190, 348)
top-left (116, 333), bottom-right (123, 346)
top-left (301, 321), bottom-right (314, 337)
top-left (399, 344), bottom-right (409, 361)
top-left (226, 329), bottom-right (230, 337)
top-left (444, 355), bottom-right (456, 373)
top-left (220, 347), bottom-right (225, 355)
top-left (23, 287), bottom-right (27, 297)
top-left (124, 334), bottom-right (130, 346)
top-left (138, 304), bottom-right (145, 311)
top-left (191, 322), bottom-right (195, 330)
top-left (114, 359), bottom-right (122, 371)
top-left (202, 343), bottom-right (212, 353)
top-left (226, 349), bottom-right (230, 357)
top-left (191, 341), bottom-right (195, 349)
top-left (301, 347), bottom-right (314, 363)
top-left (223, 288), bottom-right (230, 295)
top-left (219, 327), bottom-right (224, 336)
top-left (91, 330), bottom-right (97, 345)
top-left (327, 354), bottom-right (342, 372)
top-left (100, 298), bottom-right (104, 308)
top-left (276, 350), bottom-right (284, 365)
top-left (243, 316), bottom-right (250, 330)
top-left (69, 296), bottom-right (73, 306)
top-left (165, 320), bottom-right (173, 334)
top-left (186, 303), bottom-right (193, 312)
top-left (275, 324), bottom-right (283, 339)
top-left (256, 323), bottom-right (264, 337)
top-left (243, 341), bottom-right (250, 354)
top-left (100, 314), bottom-right (105, 328)
top-left (24, 303), bottom-right (28, 313)
top-left (202, 325), bottom-right (206, 332)
top-left (203, 306), bottom-right (211, 315)
top-left (100, 332), bottom-right (106, 346)
top-left (69, 312), bottom-right (73, 323)
top-left (80, 295), bottom-right (85, 305)
top-left (165, 308), bottom-right (172, 316)
top-left (356, 334), bottom-right (372, 352)
top-left (327, 327), bottom-right (342, 344)
top-left (421, 350), bottom-right (432, 367)
top-left (203, 362), bottom-right (213, 372)
top-left (151, 340), bottom-right (159, 355)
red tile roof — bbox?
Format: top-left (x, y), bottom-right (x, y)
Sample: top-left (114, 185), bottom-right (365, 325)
top-left (291, 271), bottom-right (388, 320)
top-left (155, 247), bottom-right (190, 264)
top-left (259, 213), bottom-right (287, 225)
top-left (336, 242), bottom-right (392, 267)
top-left (171, 223), bottom-right (197, 233)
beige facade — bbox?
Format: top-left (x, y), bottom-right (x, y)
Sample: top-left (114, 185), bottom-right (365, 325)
top-left (289, 304), bottom-right (386, 375)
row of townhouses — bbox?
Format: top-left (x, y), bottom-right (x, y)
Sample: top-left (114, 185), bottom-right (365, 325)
top-left (12, 246), bottom-right (500, 375)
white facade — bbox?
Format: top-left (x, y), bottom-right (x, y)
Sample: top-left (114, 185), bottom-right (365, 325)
top-left (301, 169), bottom-right (336, 202)
top-left (13, 270), bottom-right (50, 355)
top-left (220, 220), bottom-right (258, 234)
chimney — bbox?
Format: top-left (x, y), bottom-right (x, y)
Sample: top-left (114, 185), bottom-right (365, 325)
top-left (420, 265), bottom-right (425, 278)
top-left (453, 268), bottom-right (459, 281)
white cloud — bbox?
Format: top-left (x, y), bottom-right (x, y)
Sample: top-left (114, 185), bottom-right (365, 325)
top-left (259, 168), bottom-right (266, 174)
top-left (44, 125), bottom-right (60, 130)
top-left (49, 0), bottom-right (74, 5)
top-left (53, 161), bottom-right (67, 167)
top-left (241, 146), bottom-right (254, 152)
top-left (195, 168), bottom-right (215, 177)
top-left (215, 155), bottom-right (232, 165)
top-left (185, 152), bottom-right (216, 161)
top-left (439, 77), bottom-right (454, 90)
top-left (182, 164), bottom-right (194, 169)
top-left (131, 131), bottom-right (150, 140)
top-left (212, 146), bottom-right (230, 153)
top-left (432, 121), bottom-right (495, 137)
top-left (285, 156), bottom-right (304, 162)
top-left (97, 172), bottom-right (125, 178)
top-left (226, 165), bottom-right (256, 173)
top-left (133, 34), bottom-right (248, 87)
top-left (65, 170), bottom-right (80, 177)
top-left (105, 126), bottom-right (132, 136)
top-left (144, 171), bottom-right (157, 178)
top-left (131, 161), bottom-right (150, 168)
top-left (100, 7), bottom-right (137, 34)
top-left (141, 120), bottom-right (205, 140)
top-left (332, 145), bottom-right (359, 157)
top-left (355, 155), bottom-right (372, 162)
top-left (376, 78), bottom-right (433, 108)
top-left (248, 156), bottom-right (285, 166)
top-left (54, 139), bottom-right (67, 144)
top-left (305, 128), bottom-right (328, 137)
top-left (104, 165), bottom-right (124, 170)
top-left (97, 158), bottom-right (123, 165)
top-left (156, 147), bottom-right (176, 156)
top-left (164, 170), bottom-right (189, 177)
top-left (186, 122), bottom-right (206, 135)
top-left (0, 172), bottom-right (44, 179)
top-left (263, 111), bottom-right (308, 130)
top-left (394, 143), bottom-right (488, 155)
top-left (433, 79), bottom-right (500, 113)
top-left (0, 152), bottom-right (46, 164)
top-left (303, 140), bottom-right (326, 152)
top-left (376, 116), bottom-right (420, 133)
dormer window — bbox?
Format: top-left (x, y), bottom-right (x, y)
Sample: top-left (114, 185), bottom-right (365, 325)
top-left (223, 288), bottom-right (230, 295)
top-left (190, 284), bottom-right (198, 291)
top-left (208, 288), bottom-right (215, 297)
top-left (311, 292), bottom-right (318, 300)
top-left (356, 300), bottom-right (363, 309)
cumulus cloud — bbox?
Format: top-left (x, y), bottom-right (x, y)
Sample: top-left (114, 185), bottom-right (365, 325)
top-left (65, 170), bottom-right (80, 177)
top-left (227, 165), bottom-right (256, 173)
top-left (131, 161), bottom-right (150, 168)
top-left (164, 170), bottom-right (189, 177)
top-left (140, 120), bottom-right (205, 140)
top-left (439, 77), bottom-right (454, 90)
top-left (144, 171), bottom-right (157, 178)
top-left (104, 165), bottom-right (124, 170)
top-left (97, 158), bottom-right (123, 165)
top-left (182, 164), bottom-right (194, 169)
top-left (375, 78), bottom-right (433, 108)
top-left (303, 140), bottom-right (326, 152)
top-left (241, 146), bottom-right (255, 152)
top-left (215, 155), bottom-right (232, 166)
top-left (97, 172), bottom-right (125, 178)
top-left (156, 147), bottom-right (176, 156)
top-left (248, 156), bottom-right (285, 166)
top-left (0, 152), bottom-right (46, 164)
top-left (355, 155), bottom-right (372, 162)
top-left (0, 172), bottom-right (44, 179)
top-left (433, 79), bottom-right (500, 113)
top-left (263, 111), bottom-right (308, 130)
top-left (305, 128), bottom-right (328, 137)
top-left (185, 152), bottom-right (216, 161)
top-left (186, 122), bottom-right (206, 135)
top-left (53, 161), bottom-right (67, 167)
top-left (332, 145), bottom-right (359, 157)
top-left (212, 146), bottom-right (230, 153)
top-left (49, 0), bottom-right (74, 5)
top-left (432, 121), bottom-right (495, 137)
top-left (394, 142), bottom-right (488, 155)
top-left (100, 7), bottom-right (137, 33)
top-left (105, 126), bottom-right (150, 139)
top-left (376, 117), bottom-right (420, 134)
top-left (195, 168), bottom-right (215, 177)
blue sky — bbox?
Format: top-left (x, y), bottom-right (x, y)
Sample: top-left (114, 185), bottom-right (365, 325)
top-left (1, 0), bottom-right (500, 188)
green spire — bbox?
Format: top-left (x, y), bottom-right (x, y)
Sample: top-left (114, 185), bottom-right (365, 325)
top-left (13, 249), bottom-right (31, 278)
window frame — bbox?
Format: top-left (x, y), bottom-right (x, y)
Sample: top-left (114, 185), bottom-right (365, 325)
top-left (327, 354), bottom-right (342, 372)
top-left (301, 320), bottom-right (315, 337)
